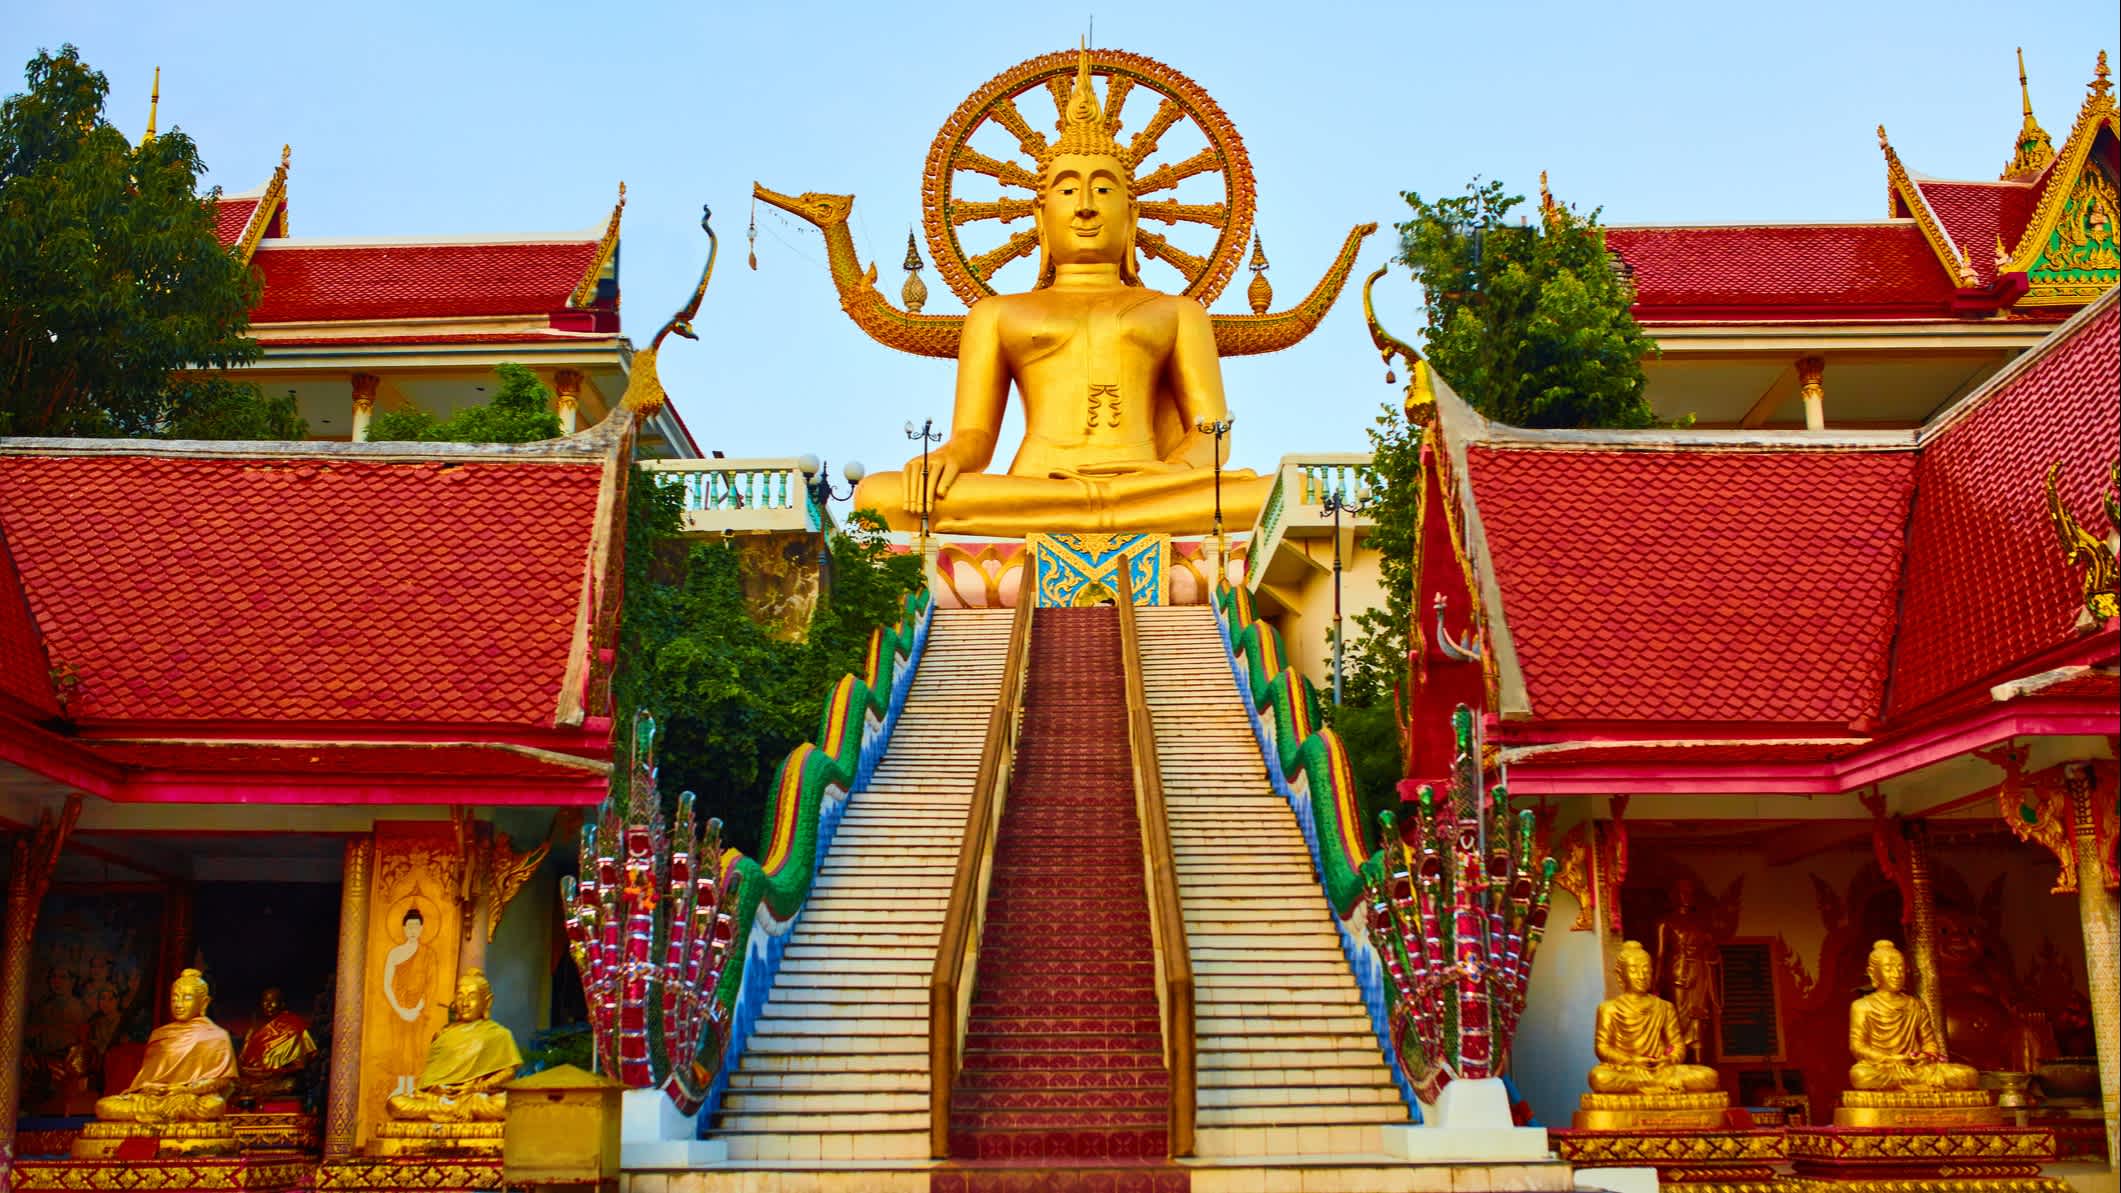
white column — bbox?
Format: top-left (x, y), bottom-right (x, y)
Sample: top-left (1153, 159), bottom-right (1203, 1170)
top-left (350, 372), bottom-right (379, 443)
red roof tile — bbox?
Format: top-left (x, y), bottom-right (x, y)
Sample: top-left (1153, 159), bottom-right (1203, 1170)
top-left (0, 527), bottom-right (59, 719)
top-left (0, 453), bottom-right (607, 729)
top-left (1468, 446), bottom-right (1918, 724)
top-left (90, 740), bottom-right (597, 781)
top-left (1507, 741), bottom-right (1870, 766)
top-left (249, 240), bottom-right (597, 323)
top-left (1605, 224), bottom-right (1962, 319)
top-left (212, 197), bottom-right (261, 247)
top-left (1909, 179), bottom-right (2041, 286)
top-left (1887, 295), bottom-right (2121, 716)
top-left (256, 332), bottom-right (619, 348)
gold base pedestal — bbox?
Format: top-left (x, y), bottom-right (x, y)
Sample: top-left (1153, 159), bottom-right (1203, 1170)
top-left (11, 1157), bottom-right (309, 1192)
top-left (315, 1156), bottom-right (503, 1191)
top-left (1552, 1126), bottom-right (1785, 1191)
top-left (70, 1120), bottom-right (239, 1159)
top-left (368, 1120), bottom-right (504, 1157)
top-left (1572, 1090), bottom-right (1732, 1130)
top-left (228, 1111), bottom-right (318, 1153)
top-left (1833, 1088), bottom-right (2005, 1128)
top-left (1785, 1125), bottom-right (2069, 1190)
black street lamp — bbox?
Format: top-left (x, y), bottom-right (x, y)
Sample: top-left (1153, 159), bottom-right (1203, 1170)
top-left (1320, 483), bottom-right (1374, 707)
top-left (904, 419), bottom-right (941, 545)
top-left (1196, 417), bottom-right (1233, 574)
top-left (796, 454), bottom-right (864, 509)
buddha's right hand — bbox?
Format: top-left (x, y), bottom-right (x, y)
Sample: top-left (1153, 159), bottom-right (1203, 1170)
top-left (903, 447), bottom-right (964, 515)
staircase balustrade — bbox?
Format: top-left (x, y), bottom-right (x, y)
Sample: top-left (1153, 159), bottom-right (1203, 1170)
top-left (638, 457), bottom-right (824, 533)
top-left (928, 594), bottom-right (1033, 1158)
top-left (1114, 592), bottom-right (1198, 1157)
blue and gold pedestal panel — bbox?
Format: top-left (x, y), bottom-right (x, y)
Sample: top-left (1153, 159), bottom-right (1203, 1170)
top-left (1027, 533), bottom-right (1169, 607)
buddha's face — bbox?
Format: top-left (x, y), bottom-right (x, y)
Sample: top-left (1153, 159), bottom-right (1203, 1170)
top-left (451, 979), bottom-right (491, 1022)
top-left (169, 981), bottom-right (209, 1022)
top-left (1870, 949), bottom-right (1907, 994)
top-left (1618, 948), bottom-right (1655, 994)
top-left (259, 988), bottom-right (284, 1018)
top-left (1039, 153), bottom-right (1133, 266)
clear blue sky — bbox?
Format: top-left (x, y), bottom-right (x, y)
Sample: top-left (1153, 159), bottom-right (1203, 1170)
top-left (3, 1), bottom-right (2110, 479)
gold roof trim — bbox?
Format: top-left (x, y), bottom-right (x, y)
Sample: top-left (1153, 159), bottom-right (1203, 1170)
top-left (569, 181), bottom-right (626, 309)
top-left (232, 145), bottom-right (291, 268)
top-left (1878, 125), bottom-right (1979, 287)
top-left (2002, 50), bottom-right (2120, 290)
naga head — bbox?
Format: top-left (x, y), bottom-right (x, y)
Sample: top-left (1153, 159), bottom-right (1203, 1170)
top-left (752, 182), bottom-right (854, 229)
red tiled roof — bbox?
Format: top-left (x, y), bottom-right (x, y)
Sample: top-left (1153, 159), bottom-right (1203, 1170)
top-left (1908, 179), bottom-right (2041, 286)
top-left (256, 332), bottom-right (620, 348)
top-left (1606, 224), bottom-right (1963, 320)
top-left (0, 453), bottom-right (608, 729)
top-left (0, 528), bottom-right (59, 719)
top-left (1887, 294), bottom-right (2121, 717)
top-left (249, 240), bottom-right (597, 323)
top-left (1506, 741), bottom-right (1870, 766)
top-left (212, 196), bottom-right (261, 247)
top-left (90, 741), bottom-right (598, 780)
top-left (1468, 446), bottom-right (1918, 724)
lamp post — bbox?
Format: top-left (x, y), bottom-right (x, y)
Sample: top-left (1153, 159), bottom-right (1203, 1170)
top-left (1196, 417), bottom-right (1233, 583)
top-left (1319, 483), bottom-right (1374, 707)
top-left (796, 454), bottom-right (865, 563)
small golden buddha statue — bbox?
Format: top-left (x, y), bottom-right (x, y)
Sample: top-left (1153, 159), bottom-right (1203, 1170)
top-left (72, 969), bottom-right (238, 1157)
top-left (1573, 942), bottom-right (1727, 1129)
top-left (234, 986), bottom-right (318, 1103)
top-left (848, 50), bottom-right (1272, 537)
top-left (374, 970), bottom-right (522, 1154)
top-left (1835, 940), bottom-right (2000, 1127)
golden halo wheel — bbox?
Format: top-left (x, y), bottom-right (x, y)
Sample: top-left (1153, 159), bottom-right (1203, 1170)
top-left (922, 48), bottom-right (1256, 308)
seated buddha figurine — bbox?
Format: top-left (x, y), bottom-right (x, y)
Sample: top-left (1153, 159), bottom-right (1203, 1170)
top-left (73, 969), bottom-right (237, 1157)
top-left (379, 970), bottom-right (521, 1145)
top-left (848, 49), bottom-right (1272, 537)
top-left (1835, 940), bottom-right (1999, 1127)
top-left (234, 986), bottom-right (318, 1104)
top-left (1573, 942), bottom-right (1726, 1129)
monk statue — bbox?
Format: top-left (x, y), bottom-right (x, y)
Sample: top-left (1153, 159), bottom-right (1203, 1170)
top-left (234, 986), bottom-right (318, 1103)
top-left (1847, 939), bottom-right (1979, 1092)
top-left (73, 969), bottom-right (239, 1157)
top-left (1653, 878), bottom-right (1722, 1064)
top-left (384, 969), bottom-right (522, 1123)
top-left (843, 49), bottom-right (1273, 537)
top-left (95, 968), bottom-right (235, 1123)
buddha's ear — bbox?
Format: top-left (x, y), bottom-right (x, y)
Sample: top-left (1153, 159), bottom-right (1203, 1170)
top-left (1121, 198), bottom-right (1142, 287)
top-left (1033, 207), bottom-right (1054, 289)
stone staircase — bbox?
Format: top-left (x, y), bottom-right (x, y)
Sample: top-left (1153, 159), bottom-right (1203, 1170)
top-left (1135, 605), bottom-right (1411, 1161)
top-left (708, 607), bottom-right (1014, 1164)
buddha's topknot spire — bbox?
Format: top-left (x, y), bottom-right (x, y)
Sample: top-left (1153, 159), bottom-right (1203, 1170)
top-left (1041, 42), bottom-right (1126, 170)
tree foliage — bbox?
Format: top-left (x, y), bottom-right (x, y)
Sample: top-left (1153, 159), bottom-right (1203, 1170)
top-left (0, 46), bottom-right (294, 438)
top-left (610, 480), bottom-right (922, 854)
top-left (365, 363), bottom-right (563, 444)
top-left (1394, 178), bottom-right (1658, 429)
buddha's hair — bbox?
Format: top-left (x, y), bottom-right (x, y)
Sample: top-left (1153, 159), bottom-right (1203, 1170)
top-left (457, 968), bottom-right (492, 994)
top-left (1866, 939), bottom-right (1902, 971)
top-left (173, 967), bottom-right (209, 996)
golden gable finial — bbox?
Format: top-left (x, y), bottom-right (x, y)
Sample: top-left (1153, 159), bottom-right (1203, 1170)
top-left (1041, 42), bottom-right (1126, 172)
top-left (2092, 50), bottom-right (2113, 101)
top-left (141, 66), bottom-right (159, 145)
top-left (2005, 48), bottom-right (2056, 180)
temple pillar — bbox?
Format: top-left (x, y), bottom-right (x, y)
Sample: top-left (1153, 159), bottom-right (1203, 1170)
top-left (350, 372), bottom-right (380, 443)
top-left (0, 798), bottom-right (80, 1174)
top-left (553, 369), bottom-right (583, 434)
top-left (2067, 763), bottom-right (2120, 1171)
top-left (1797, 356), bottom-right (1825, 430)
top-left (1902, 819), bottom-right (1947, 1050)
top-left (461, 825), bottom-right (493, 978)
top-left (324, 838), bottom-right (372, 1159)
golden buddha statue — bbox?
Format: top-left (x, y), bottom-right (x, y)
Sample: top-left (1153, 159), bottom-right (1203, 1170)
top-left (374, 969), bottom-right (521, 1154)
top-left (1835, 940), bottom-right (2001, 1127)
top-left (843, 49), bottom-right (1272, 538)
top-left (1573, 942), bottom-right (1727, 1129)
top-left (72, 969), bottom-right (237, 1157)
top-left (234, 986), bottom-right (318, 1103)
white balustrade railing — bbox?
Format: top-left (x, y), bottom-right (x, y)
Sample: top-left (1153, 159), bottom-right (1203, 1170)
top-left (1244, 452), bottom-right (1375, 590)
top-left (637, 458), bottom-right (824, 534)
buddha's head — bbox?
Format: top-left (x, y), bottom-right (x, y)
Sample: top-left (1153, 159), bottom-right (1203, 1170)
top-left (1033, 48), bottom-right (1140, 288)
top-left (401, 907), bottom-right (426, 943)
top-left (169, 968), bottom-right (211, 1022)
top-left (1615, 941), bottom-right (1656, 994)
top-left (258, 987), bottom-right (285, 1019)
top-left (1670, 878), bottom-right (1700, 913)
top-left (1867, 940), bottom-right (1909, 994)
top-left (451, 970), bottom-right (494, 1023)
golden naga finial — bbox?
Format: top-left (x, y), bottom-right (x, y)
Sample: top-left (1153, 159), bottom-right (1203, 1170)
top-left (1246, 235), bottom-right (1272, 315)
top-left (620, 204), bottom-right (717, 415)
top-left (2093, 50), bottom-right (2114, 101)
top-left (2004, 48), bottom-right (2056, 180)
top-left (1362, 265), bottom-right (1436, 426)
top-left (2045, 460), bottom-right (2121, 627)
top-left (141, 66), bottom-right (159, 145)
top-left (900, 230), bottom-right (929, 314)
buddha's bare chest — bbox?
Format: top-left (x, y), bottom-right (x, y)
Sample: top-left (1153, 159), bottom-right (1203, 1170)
top-left (996, 293), bottom-right (1176, 377)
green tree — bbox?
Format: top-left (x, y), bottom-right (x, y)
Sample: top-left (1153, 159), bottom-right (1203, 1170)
top-left (0, 46), bottom-right (293, 438)
top-left (1394, 178), bottom-right (1658, 429)
top-left (610, 478), bottom-right (922, 853)
top-left (366, 362), bottom-right (563, 443)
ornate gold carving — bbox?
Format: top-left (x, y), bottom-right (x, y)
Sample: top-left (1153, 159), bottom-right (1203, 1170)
top-left (1552, 1129), bottom-right (1786, 1166)
top-left (2045, 460), bottom-right (2120, 627)
top-left (323, 841), bottom-right (369, 1159)
top-left (1554, 800), bottom-right (1629, 933)
top-left (484, 833), bottom-right (550, 944)
top-left (2005, 48), bottom-right (2057, 181)
top-left (2004, 51), bottom-right (2121, 300)
top-left (314, 1157), bottom-right (502, 1190)
top-left (231, 147), bottom-right (290, 268)
top-left (1992, 750), bottom-right (2119, 893)
top-left (1879, 125), bottom-right (1980, 287)
top-left (567, 182), bottom-right (625, 309)
top-left (1786, 1125), bottom-right (2057, 1163)
top-left (1842, 1089), bottom-right (1995, 1107)
top-left (10, 1158), bottom-right (316, 1191)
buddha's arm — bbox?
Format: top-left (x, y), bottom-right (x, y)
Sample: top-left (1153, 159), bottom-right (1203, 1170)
top-left (1161, 299), bottom-right (1229, 470)
top-left (1848, 1001), bottom-right (1891, 1062)
top-left (922, 299), bottom-right (1007, 506)
top-left (1591, 1004), bottom-right (1633, 1065)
